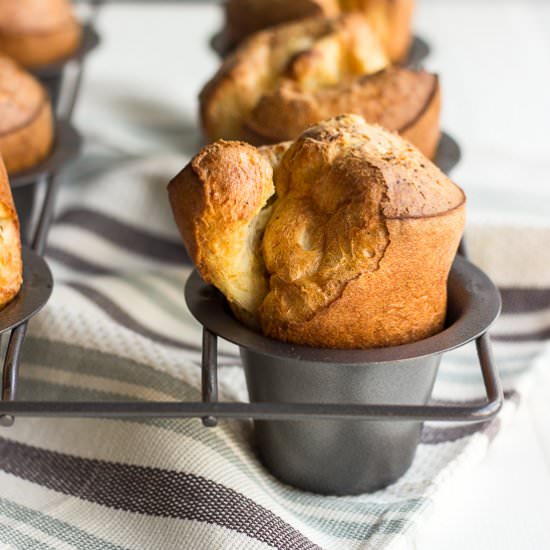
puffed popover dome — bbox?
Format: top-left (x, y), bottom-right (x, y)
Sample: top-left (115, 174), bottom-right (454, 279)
top-left (0, 0), bottom-right (82, 68)
top-left (223, 0), bottom-right (414, 62)
top-left (201, 14), bottom-right (440, 158)
top-left (0, 156), bottom-right (22, 309)
top-left (0, 54), bottom-right (54, 174)
top-left (169, 115), bottom-right (465, 349)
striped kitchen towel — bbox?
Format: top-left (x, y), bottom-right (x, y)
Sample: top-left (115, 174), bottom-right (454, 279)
top-left (0, 142), bottom-right (548, 550)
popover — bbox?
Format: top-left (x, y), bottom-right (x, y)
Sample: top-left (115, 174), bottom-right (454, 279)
top-left (0, 54), bottom-right (54, 174)
top-left (169, 115), bottom-right (465, 349)
top-left (222, 0), bottom-right (414, 62)
top-left (0, 0), bottom-right (82, 68)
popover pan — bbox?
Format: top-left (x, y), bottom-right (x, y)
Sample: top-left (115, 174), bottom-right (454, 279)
top-left (10, 121), bottom-right (82, 242)
top-left (0, 247), bottom-right (53, 335)
top-left (185, 255), bottom-right (501, 494)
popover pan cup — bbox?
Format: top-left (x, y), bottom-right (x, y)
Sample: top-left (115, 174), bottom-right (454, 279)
top-left (242, 348), bottom-right (438, 494)
top-left (185, 255), bottom-right (501, 494)
top-left (0, 247), bottom-right (53, 335)
top-left (10, 121), bottom-right (82, 242)
top-left (435, 132), bottom-right (461, 175)
top-left (30, 24), bottom-right (99, 109)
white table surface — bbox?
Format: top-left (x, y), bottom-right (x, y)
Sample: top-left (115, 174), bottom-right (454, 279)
top-left (73, 1), bottom-right (550, 548)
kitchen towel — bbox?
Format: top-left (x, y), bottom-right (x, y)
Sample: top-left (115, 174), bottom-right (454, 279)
top-left (0, 140), bottom-right (548, 550)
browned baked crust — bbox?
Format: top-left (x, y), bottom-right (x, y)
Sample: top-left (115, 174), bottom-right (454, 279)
top-left (0, 156), bottom-right (22, 309)
top-left (202, 21), bottom-right (438, 158)
top-left (0, 0), bottom-right (82, 68)
top-left (245, 67), bottom-right (441, 158)
top-left (0, 55), bottom-right (54, 174)
top-left (222, 0), bottom-right (413, 62)
top-left (200, 14), bottom-right (389, 142)
top-left (169, 115), bottom-right (465, 349)
top-left (169, 139), bottom-right (277, 329)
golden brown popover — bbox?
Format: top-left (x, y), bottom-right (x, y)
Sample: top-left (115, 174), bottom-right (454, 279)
top-left (169, 115), bottom-right (465, 349)
top-left (0, 155), bottom-right (22, 309)
top-left (201, 15), bottom-right (388, 139)
top-left (222, 0), bottom-right (414, 62)
top-left (0, 54), bottom-right (54, 174)
top-left (0, 0), bottom-right (82, 68)
top-left (201, 14), bottom-right (439, 158)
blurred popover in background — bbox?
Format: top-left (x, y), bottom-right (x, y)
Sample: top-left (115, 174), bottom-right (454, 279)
top-left (0, 0), bottom-right (82, 68)
top-left (0, 54), bottom-right (54, 174)
top-left (201, 14), bottom-right (440, 158)
top-left (223, 0), bottom-right (414, 62)
top-left (169, 115), bottom-right (464, 349)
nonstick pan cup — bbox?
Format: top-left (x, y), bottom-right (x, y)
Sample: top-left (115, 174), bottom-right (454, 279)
top-left (185, 255), bottom-right (501, 494)
top-left (10, 121), bottom-right (82, 242)
top-left (241, 347), bottom-right (440, 494)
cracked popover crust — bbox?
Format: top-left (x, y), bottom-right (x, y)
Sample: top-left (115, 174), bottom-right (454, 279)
top-left (200, 14), bottom-right (440, 158)
top-left (169, 115), bottom-right (465, 349)
top-left (0, 0), bottom-right (82, 68)
top-left (223, 0), bottom-right (414, 62)
top-left (0, 156), bottom-right (22, 309)
top-left (0, 54), bottom-right (54, 174)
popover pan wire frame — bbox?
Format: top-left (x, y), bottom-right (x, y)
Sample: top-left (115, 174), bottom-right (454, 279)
top-left (185, 251), bottom-right (503, 426)
top-left (0, 246), bottom-right (503, 428)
